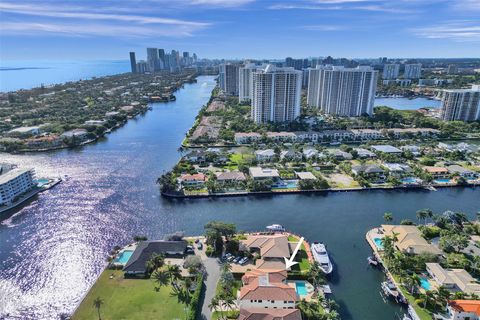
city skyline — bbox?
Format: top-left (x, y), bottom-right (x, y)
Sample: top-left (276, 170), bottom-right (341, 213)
top-left (1, 0), bottom-right (480, 61)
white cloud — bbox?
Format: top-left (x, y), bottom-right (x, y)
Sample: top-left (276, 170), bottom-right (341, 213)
top-left (412, 21), bottom-right (480, 42)
top-left (0, 22), bottom-right (199, 38)
top-left (0, 3), bottom-right (209, 27)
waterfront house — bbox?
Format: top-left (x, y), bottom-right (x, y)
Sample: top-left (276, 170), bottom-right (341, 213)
top-left (123, 240), bottom-right (187, 275)
top-left (447, 165), bottom-right (478, 179)
top-left (423, 166), bottom-right (449, 179)
top-left (7, 126), bottom-right (41, 138)
top-left (426, 263), bottom-right (480, 295)
top-left (60, 129), bottom-right (88, 140)
top-left (84, 120), bottom-right (106, 126)
top-left (295, 172), bottom-right (317, 180)
top-left (447, 300), bottom-right (480, 320)
top-left (295, 131), bottom-right (319, 143)
top-left (240, 234), bottom-right (291, 270)
top-left (382, 225), bottom-right (442, 255)
top-left (371, 145), bottom-right (403, 155)
top-left (354, 148), bottom-right (377, 159)
top-left (386, 128), bottom-right (440, 139)
top-left (249, 167), bottom-right (280, 181)
top-left (239, 308), bottom-right (302, 320)
top-left (179, 173), bottom-right (207, 186)
top-left (184, 150), bottom-right (207, 163)
top-left (215, 171), bottom-right (246, 183)
top-left (235, 132), bottom-right (262, 144)
top-left (24, 135), bottom-right (62, 149)
top-left (238, 269), bottom-right (298, 310)
top-left (383, 163), bottom-right (412, 178)
top-left (351, 164), bottom-right (385, 181)
top-left (255, 149), bottom-right (276, 162)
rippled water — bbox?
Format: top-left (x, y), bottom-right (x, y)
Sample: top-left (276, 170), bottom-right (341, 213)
top-left (0, 75), bottom-right (478, 319)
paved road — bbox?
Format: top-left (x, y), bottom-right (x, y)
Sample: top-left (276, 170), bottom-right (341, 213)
top-left (199, 256), bottom-right (221, 319)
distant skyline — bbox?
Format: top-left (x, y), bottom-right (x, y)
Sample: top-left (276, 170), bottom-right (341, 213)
top-left (0, 0), bottom-right (479, 61)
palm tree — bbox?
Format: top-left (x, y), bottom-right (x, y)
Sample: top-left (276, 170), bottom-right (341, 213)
top-left (208, 297), bottom-right (220, 314)
top-left (383, 212), bottom-right (393, 223)
top-left (152, 269), bottom-right (169, 291)
top-left (436, 286), bottom-right (451, 308)
top-left (416, 208), bottom-right (433, 225)
top-left (166, 264), bottom-right (182, 291)
top-left (145, 253), bottom-right (165, 275)
top-left (404, 274), bottom-right (421, 294)
top-left (93, 297), bottom-right (104, 320)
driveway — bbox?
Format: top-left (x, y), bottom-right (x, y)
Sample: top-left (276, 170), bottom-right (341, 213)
top-left (198, 255), bottom-right (221, 319)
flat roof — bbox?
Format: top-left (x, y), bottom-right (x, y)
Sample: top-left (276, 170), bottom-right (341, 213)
top-left (249, 167), bottom-right (279, 178)
top-left (371, 145), bottom-right (402, 153)
top-left (0, 168), bottom-right (33, 185)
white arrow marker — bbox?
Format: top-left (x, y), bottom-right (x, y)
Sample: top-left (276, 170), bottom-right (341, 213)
top-left (284, 237), bottom-right (304, 270)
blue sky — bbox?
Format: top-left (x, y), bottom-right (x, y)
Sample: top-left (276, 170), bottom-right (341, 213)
top-left (0, 0), bottom-right (479, 61)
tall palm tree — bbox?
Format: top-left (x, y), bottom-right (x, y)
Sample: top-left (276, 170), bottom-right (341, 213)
top-left (208, 297), bottom-right (220, 314)
top-left (152, 269), bottom-right (169, 291)
top-left (93, 297), bottom-right (104, 320)
top-left (166, 264), bottom-right (182, 291)
top-left (404, 274), bottom-right (421, 294)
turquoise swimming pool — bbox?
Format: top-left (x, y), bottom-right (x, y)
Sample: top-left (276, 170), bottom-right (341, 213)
top-left (373, 238), bottom-right (384, 250)
top-left (114, 250), bottom-right (133, 264)
top-left (434, 178), bottom-right (452, 184)
top-left (401, 177), bottom-right (417, 184)
top-left (295, 281), bottom-right (308, 296)
top-left (420, 277), bottom-right (431, 290)
top-left (272, 180), bottom-right (298, 189)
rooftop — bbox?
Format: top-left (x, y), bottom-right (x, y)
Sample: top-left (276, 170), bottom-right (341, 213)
top-left (249, 167), bottom-right (280, 179)
top-left (0, 168), bottom-right (34, 185)
top-left (239, 308), bottom-right (302, 320)
top-left (449, 300), bottom-right (480, 315)
top-left (371, 145), bottom-right (402, 153)
top-left (382, 225), bottom-right (442, 255)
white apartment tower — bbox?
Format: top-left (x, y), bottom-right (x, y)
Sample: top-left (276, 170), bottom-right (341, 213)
top-left (382, 64), bottom-right (400, 79)
top-left (219, 63), bottom-right (240, 96)
top-left (238, 63), bottom-right (257, 102)
top-left (307, 65), bottom-right (378, 117)
top-left (0, 168), bottom-right (36, 205)
top-left (404, 63), bottom-right (422, 79)
top-left (251, 65), bottom-right (302, 123)
top-left (441, 85), bottom-right (480, 121)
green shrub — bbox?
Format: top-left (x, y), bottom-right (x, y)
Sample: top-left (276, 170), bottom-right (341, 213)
top-left (188, 274), bottom-right (204, 320)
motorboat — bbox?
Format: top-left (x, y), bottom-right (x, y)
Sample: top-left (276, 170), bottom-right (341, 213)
top-left (311, 242), bottom-right (333, 274)
top-left (381, 280), bottom-right (399, 298)
top-left (266, 224), bottom-right (285, 232)
top-left (367, 255), bottom-right (379, 266)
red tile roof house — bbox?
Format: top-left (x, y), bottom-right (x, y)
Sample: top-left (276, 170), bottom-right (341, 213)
top-left (447, 300), bottom-right (480, 320)
top-left (178, 173), bottom-right (207, 186)
top-left (239, 308), bottom-right (302, 320)
top-left (238, 269), bottom-right (298, 310)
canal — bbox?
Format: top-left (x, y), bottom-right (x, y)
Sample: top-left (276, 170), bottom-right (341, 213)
top-left (0, 75), bottom-right (478, 319)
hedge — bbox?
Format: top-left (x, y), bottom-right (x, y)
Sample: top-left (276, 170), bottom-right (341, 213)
top-left (188, 273), bottom-right (204, 320)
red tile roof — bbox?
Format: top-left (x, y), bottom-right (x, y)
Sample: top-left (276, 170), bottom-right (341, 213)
top-left (449, 300), bottom-right (480, 315)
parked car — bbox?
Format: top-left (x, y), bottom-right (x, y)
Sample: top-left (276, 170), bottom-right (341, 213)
top-left (239, 257), bottom-right (249, 265)
top-left (233, 256), bottom-right (242, 263)
top-left (194, 239), bottom-right (200, 244)
top-left (185, 246), bottom-right (195, 254)
top-left (197, 242), bottom-right (203, 250)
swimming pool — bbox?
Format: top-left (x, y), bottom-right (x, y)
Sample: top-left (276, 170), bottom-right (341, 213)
top-left (401, 177), bottom-right (418, 184)
top-left (295, 281), bottom-right (308, 296)
top-left (373, 238), bottom-right (384, 250)
top-left (420, 277), bottom-right (431, 290)
top-left (272, 180), bottom-right (298, 189)
top-left (114, 250), bottom-right (133, 264)
top-left (433, 178), bottom-right (452, 184)
top-left (35, 178), bottom-right (50, 187)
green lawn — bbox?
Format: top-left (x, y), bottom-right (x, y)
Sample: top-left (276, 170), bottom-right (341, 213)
top-left (229, 153), bottom-right (254, 166)
top-left (215, 279), bottom-right (242, 298)
top-left (392, 276), bottom-right (433, 320)
top-left (73, 270), bottom-right (186, 320)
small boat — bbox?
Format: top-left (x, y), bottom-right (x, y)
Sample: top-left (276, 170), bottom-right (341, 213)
top-left (266, 224), bottom-right (285, 232)
top-left (367, 255), bottom-right (379, 266)
top-left (381, 280), bottom-right (399, 298)
top-left (311, 242), bottom-right (333, 274)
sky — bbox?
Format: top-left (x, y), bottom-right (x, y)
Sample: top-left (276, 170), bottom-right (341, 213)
top-left (0, 0), bottom-right (479, 61)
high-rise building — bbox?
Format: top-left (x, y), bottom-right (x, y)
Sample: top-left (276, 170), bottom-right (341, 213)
top-left (251, 64), bottom-right (302, 123)
top-left (404, 63), bottom-right (422, 79)
top-left (238, 63), bottom-right (257, 102)
top-left (447, 64), bottom-right (458, 75)
top-left (0, 168), bottom-right (36, 205)
top-left (382, 64), bottom-right (400, 79)
top-left (158, 49), bottom-right (166, 70)
top-left (136, 60), bottom-right (148, 73)
top-left (307, 65), bottom-right (378, 117)
top-left (441, 85), bottom-right (480, 121)
top-left (147, 48), bottom-right (160, 72)
top-left (129, 52), bottom-right (137, 73)
top-left (219, 63), bottom-right (240, 96)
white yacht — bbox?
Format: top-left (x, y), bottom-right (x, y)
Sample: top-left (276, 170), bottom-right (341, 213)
top-left (265, 224), bottom-right (285, 232)
top-left (311, 242), bottom-right (333, 274)
top-left (381, 280), bottom-right (399, 298)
